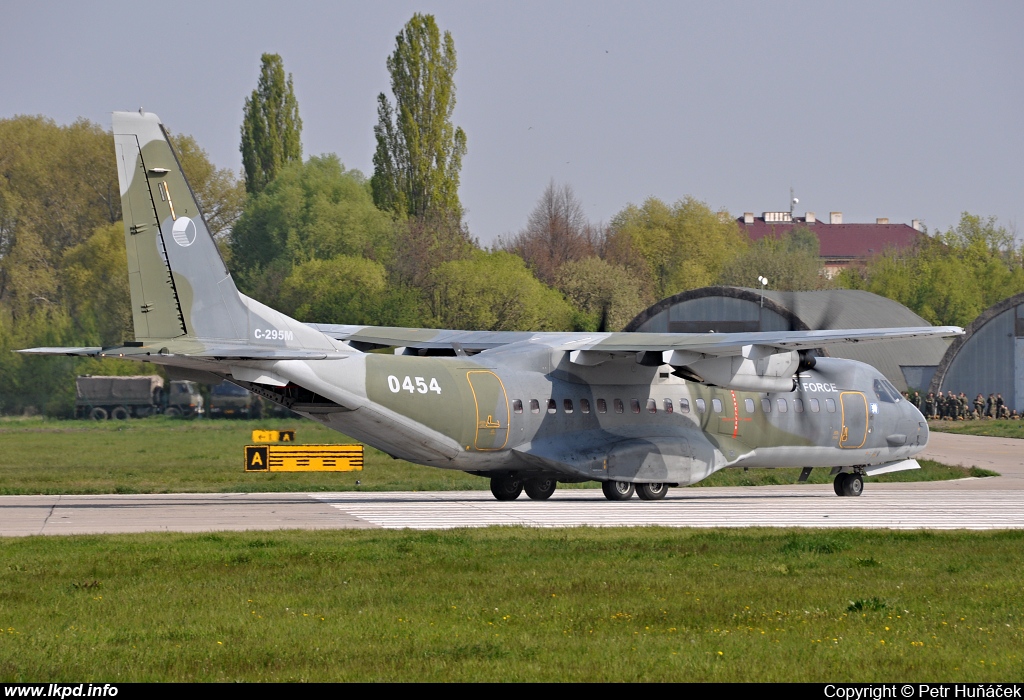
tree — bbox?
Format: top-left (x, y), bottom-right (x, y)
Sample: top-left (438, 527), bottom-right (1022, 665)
top-left (240, 53), bottom-right (302, 195)
top-left (838, 213), bottom-right (1024, 327)
top-left (279, 255), bottom-right (426, 327)
top-left (229, 155), bottom-right (395, 307)
top-left (431, 250), bottom-right (574, 331)
top-left (555, 257), bottom-right (647, 331)
top-left (717, 227), bottom-right (830, 291)
top-left (371, 14), bottom-right (467, 218)
top-left (499, 180), bottom-right (599, 285)
top-left (62, 222), bottom-right (132, 346)
top-left (604, 196), bottom-right (746, 300)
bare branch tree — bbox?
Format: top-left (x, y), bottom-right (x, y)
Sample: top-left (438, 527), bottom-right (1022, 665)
top-left (499, 180), bottom-right (600, 285)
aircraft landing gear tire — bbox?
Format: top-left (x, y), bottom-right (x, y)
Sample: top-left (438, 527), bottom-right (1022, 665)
top-left (524, 478), bottom-right (557, 501)
top-left (636, 482), bottom-right (668, 501)
top-left (602, 480), bottom-right (635, 501)
top-left (490, 475), bottom-right (523, 501)
top-left (89, 407), bottom-right (108, 421)
top-left (834, 473), bottom-right (864, 497)
top-left (841, 473), bottom-right (864, 497)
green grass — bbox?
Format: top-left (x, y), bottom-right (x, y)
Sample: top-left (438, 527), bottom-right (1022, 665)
top-left (0, 528), bottom-right (1021, 681)
top-left (929, 419), bottom-right (1024, 440)
top-left (0, 416), bottom-right (487, 494)
top-left (0, 416), bottom-right (995, 495)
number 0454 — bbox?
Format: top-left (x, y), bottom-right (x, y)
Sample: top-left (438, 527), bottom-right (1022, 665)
top-left (387, 375), bottom-right (442, 394)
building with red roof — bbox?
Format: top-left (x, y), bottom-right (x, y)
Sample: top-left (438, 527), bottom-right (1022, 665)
top-left (738, 211), bottom-right (926, 277)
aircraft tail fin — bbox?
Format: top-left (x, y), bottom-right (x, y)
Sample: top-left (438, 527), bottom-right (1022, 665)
top-left (112, 111), bottom-right (332, 352)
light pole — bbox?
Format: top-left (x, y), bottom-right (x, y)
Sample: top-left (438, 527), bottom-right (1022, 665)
top-left (757, 276), bottom-right (768, 331)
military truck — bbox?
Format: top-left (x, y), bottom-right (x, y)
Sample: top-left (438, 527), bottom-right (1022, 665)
top-left (75, 375), bottom-right (204, 419)
top-left (207, 380), bottom-right (262, 419)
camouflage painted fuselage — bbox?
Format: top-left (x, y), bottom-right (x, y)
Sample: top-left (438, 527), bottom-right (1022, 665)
top-left (244, 349), bottom-right (929, 486)
top-left (22, 111), bottom-right (945, 490)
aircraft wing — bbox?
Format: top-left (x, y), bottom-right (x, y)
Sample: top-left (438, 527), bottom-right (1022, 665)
top-left (554, 326), bottom-right (964, 355)
top-left (310, 323), bottom-right (963, 356)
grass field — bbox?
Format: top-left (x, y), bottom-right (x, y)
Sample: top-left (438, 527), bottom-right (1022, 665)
top-left (0, 528), bottom-right (1021, 682)
top-left (929, 419), bottom-right (1024, 440)
top-left (0, 416), bottom-right (995, 494)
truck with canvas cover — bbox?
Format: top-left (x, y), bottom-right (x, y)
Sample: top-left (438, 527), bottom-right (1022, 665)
top-left (75, 376), bottom-right (203, 419)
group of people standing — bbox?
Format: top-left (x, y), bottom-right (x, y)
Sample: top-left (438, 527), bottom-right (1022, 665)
top-left (905, 391), bottom-right (1019, 420)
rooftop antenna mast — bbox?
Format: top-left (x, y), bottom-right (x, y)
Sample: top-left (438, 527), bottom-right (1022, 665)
top-left (789, 186), bottom-right (799, 218)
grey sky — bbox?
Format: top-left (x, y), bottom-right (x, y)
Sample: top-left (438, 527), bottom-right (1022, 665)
top-left (3, 1), bottom-right (1021, 243)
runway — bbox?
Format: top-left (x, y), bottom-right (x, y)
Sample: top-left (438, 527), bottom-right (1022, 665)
top-left (2, 431), bottom-right (1021, 536)
top-left (2, 480), bottom-right (1022, 536)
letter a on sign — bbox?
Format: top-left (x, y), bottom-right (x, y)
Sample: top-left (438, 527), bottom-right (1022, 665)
top-left (245, 446), bottom-right (269, 471)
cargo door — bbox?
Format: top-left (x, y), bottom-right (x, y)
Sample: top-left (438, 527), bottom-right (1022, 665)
top-left (466, 371), bottom-right (510, 451)
top-left (839, 391), bottom-right (868, 448)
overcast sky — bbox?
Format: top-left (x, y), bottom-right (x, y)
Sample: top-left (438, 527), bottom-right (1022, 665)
top-left (3, 1), bottom-right (1021, 243)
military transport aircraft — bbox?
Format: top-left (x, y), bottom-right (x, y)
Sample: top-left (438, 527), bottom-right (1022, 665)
top-left (21, 112), bottom-right (963, 501)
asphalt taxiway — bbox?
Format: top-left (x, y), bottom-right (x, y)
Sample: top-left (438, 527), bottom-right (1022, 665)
top-left (1, 432), bottom-right (1021, 536)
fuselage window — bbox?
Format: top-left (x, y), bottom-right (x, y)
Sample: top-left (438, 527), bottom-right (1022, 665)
top-left (564, 399), bottom-right (574, 414)
top-left (883, 380), bottom-right (902, 402)
top-left (664, 398), bottom-right (674, 413)
top-left (744, 398), bottom-right (755, 414)
top-left (679, 399), bottom-right (690, 413)
top-left (793, 398), bottom-right (804, 413)
top-left (647, 398), bottom-right (657, 414)
top-left (712, 398), bottom-right (723, 413)
top-left (581, 398), bottom-right (591, 414)
top-left (825, 398), bottom-right (837, 413)
top-left (809, 398), bottom-right (820, 413)
top-left (761, 398), bottom-right (772, 413)
top-left (777, 398), bottom-right (788, 413)
top-left (597, 398), bottom-right (607, 413)
top-left (695, 398), bottom-right (706, 413)
top-left (547, 399), bottom-right (557, 414)
top-left (530, 399), bottom-right (540, 414)
top-left (614, 399), bottom-right (624, 414)
top-left (630, 399), bottom-right (641, 414)
top-left (513, 399), bottom-right (523, 414)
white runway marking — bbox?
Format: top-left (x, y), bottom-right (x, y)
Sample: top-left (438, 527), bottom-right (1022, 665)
top-left (312, 485), bottom-right (1024, 530)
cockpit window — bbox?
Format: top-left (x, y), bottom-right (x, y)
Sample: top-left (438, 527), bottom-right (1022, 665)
top-left (873, 379), bottom-right (900, 403)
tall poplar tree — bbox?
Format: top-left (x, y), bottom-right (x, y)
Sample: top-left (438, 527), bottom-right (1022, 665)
top-left (240, 53), bottom-right (302, 195)
top-left (371, 14), bottom-right (467, 218)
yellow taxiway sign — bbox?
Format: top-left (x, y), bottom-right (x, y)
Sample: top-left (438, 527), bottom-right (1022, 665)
top-left (244, 444), bottom-right (363, 472)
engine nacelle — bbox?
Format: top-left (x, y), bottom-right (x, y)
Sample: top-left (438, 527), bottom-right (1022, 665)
top-left (670, 345), bottom-right (799, 393)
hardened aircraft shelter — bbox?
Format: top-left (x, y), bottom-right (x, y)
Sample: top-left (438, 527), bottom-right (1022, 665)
top-left (625, 286), bottom-right (950, 392)
top-left (928, 292), bottom-right (1024, 412)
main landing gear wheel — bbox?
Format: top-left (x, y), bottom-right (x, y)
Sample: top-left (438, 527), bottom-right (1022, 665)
top-left (834, 473), bottom-right (864, 497)
top-left (490, 475), bottom-right (523, 501)
top-left (636, 482), bottom-right (669, 501)
top-left (524, 478), bottom-right (557, 501)
top-left (602, 480), bottom-right (635, 501)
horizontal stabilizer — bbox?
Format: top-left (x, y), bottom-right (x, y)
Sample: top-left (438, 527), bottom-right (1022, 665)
top-left (18, 345), bottom-right (348, 361)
